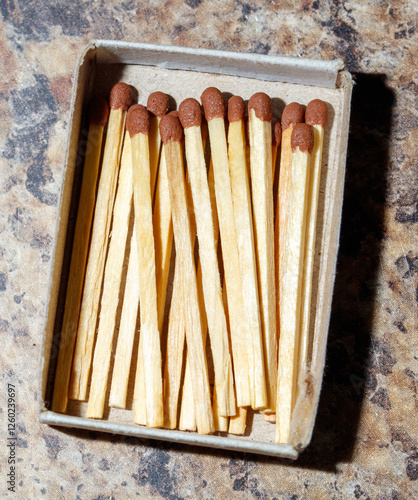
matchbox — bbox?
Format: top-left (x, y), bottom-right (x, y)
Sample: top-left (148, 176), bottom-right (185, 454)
top-left (39, 40), bottom-right (352, 459)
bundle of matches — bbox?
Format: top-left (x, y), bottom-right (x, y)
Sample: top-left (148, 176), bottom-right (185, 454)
top-left (275, 100), bottom-right (329, 444)
top-left (51, 80), bottom-right (329, 443)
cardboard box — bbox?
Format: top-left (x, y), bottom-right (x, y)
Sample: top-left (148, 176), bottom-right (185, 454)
top-left (39, 40), bottom-right (352, 459)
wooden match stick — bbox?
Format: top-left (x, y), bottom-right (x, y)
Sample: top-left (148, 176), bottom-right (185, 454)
top-left (151, 96), bottom-right (173, 333)
top-left (227, 95), bottom-right (267, 410)
top-left (132, 97), bottom-right (171, 423)
top-left (165, 112), bottom-right (204, 430)
top-left (179, 98), bottom-right (235, 417)
top-left (69, 83), bottom-right (132, 401)
top-left (163, 262), bottom-right (186, 429)
top-left (87, 132), bottom-right (133, 418)
top-left (276, 123), bottom-right (314, 444)
top-left (178, 146), bottom-right (213, 432)
top-left (248, 92), bottom-right (277, 412)
top-left (299, 100), bottom-right (329, 370)
top-left (108, 229), bottom-right (140, 409)
top-left (160, 113), bottom-right (214, 435)
top-left (276, 103), bottom-right (305, 297)
top-left (128, 104), bottom-right (163, 428)
top-left (51, 97), bottom-right (109, 413)
top-left (201, 87), bottom-right (251, 408)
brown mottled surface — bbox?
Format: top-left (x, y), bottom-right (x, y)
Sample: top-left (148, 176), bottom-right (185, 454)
top-left (0, 1), bottom-right (417, 498)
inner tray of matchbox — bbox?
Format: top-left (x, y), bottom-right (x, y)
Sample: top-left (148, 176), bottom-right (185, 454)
top-left (46, 60), bottom-right (342, 444)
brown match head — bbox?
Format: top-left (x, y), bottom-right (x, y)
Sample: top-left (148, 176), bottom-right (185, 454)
top-left (272, 119), bottom-right (282, 147)
top-left (291, 123), bottom-right (314, 154)
top-left (88, 96), bottom-right (109, 127)
top-left (160, 113), bottom-right (183, 143)
top-left (305, 99), bottom-right (329, 128)
top-left (281, 102), bottom-right (305, 131)
top-left (126, 104), bottom-right (150, 137)
top-left (168, 110), bottom-right (179, 118)
top-left (228, 96), bottom-right (245, 123)
top-left (147, 91), bottom-right (170, 118)
top-left (248, 92), bottom-right (272, 122)
top-left (201, 87), bottom-right (225, 121)
top-left (109, 82), bottom-right (133, 111)
top-left (179, 98), bottom-right (202, 128)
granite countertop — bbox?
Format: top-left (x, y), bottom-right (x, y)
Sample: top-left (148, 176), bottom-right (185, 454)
top-left (0, 1), bottom-right (417, 498)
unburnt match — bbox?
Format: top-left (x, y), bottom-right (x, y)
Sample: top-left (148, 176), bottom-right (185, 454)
top-left (69, 83), bottom-right (132, 401)
top-left (227, 95), bottom-right (267, 411)
top-left (276, 102), bottom-right (305, 304)
top-left (166, 111), bottom-right (206, 431)
top-left (299, 99), bottom-right (329, 371)
top-left (178, 142), bottom-right (214, 432)
top-left (134, 96), bottom-right (171, 424)
top-left (248, 92), bottom-right (277, 412)
top-left (201, 87), bottom-right (251, 408)
top-left (128, 104), bottom-right (163, 428)
top-left (179, 97), bottom-right (235, 418)
top-left (276, 123), bottom-right (314, 444)
top-left (52, 96), bottom-right (109, 413)
top-left (161, 113), bottom-right (214, 435)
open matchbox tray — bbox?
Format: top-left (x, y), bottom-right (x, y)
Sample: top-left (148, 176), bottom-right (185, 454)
top-left (39, 40), bottom-right (352, 459)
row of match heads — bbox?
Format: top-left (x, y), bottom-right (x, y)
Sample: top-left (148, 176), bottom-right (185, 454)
top-left (89, 82), bottom-right (329, 156)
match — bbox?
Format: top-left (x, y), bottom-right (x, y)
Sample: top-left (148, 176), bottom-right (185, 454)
top-left (248, 92), bottom-right (277, 412)
top-left (69, 82), bottom-right (132, 401)
top-left (128, 104), bottom-right (163, 428)
top-left (227, 95), bottom-right (267, 411)
top-left (179, 97), bottom-right (235, 417)
top-left (299, 99), bottom-right (329, 371)
top-left (275, 102), bottom-right (305, 307)
top-left (87, 132), bottom-right (133, 418)
top-left (160, 113), bottom-right (214, 435)
top-left (178, 146), bottom-right (214, 432)
top-left (201, 87), bottom-right (251, 408)
top-left (133, 97), bottom-right (171, 424)
top-left (52, 96), bottom-right (109, 413)
top-left (166, 112), bottom-right (206, 431)
top-left (276, 123), bottom-right (314, 444)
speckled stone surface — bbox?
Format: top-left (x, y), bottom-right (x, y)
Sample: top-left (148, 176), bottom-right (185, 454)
top-left (0, 1), bottom-right (417, 498)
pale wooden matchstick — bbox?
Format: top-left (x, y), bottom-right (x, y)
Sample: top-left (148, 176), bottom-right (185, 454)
top-left (273, 103), bottom-right (304, 419)
top-left (108, 226), bottom-right (140, 408)
top-left (178, 141), bottom-right (212, 432)
top-left (201, 87), bottom-right (251, 408)
top-left (276, 123), bottom-right (314, 444)
top-left (179, 98), bottom-right (235, 417)
top-left (163, 262), bottom-right (186, 429)
top-left (168, 118), bottom-right (208, 431)
top-left (51, 97), bottom-right (109, 413)
top-left (69, 83), bottom-right (132, 401)
top-left (87, 133), bottom-right (133, 418)
top-left (248, 92), bottom-right (277, 412)
top-left (227, 95), bottom-right (267, 411)
top-left (160, 113), bottom-right (214, 435)
top-left (127, 104), bottom-right (163, 428)
top-left (132, 98), bottom-right (171, 423)
top-left (276, 103), bottom-right (305, 297)
top-left (299, 100), bottom-right (329, 370)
